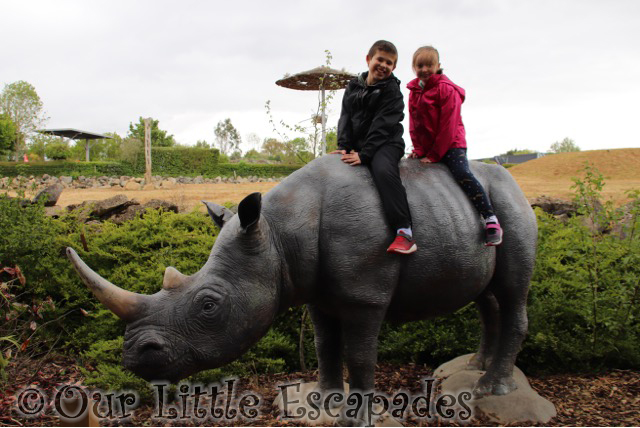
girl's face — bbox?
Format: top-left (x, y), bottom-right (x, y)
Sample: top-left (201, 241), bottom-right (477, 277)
top-left (413, 51), bottom-right (440, 83)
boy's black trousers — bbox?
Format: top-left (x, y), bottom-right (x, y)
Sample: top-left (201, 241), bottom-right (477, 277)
top-left (367, 145), bottom-right (412, 231)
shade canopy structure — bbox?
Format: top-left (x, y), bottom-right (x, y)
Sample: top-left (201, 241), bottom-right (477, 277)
top-left (276, 66), bottom-right (355, 155)
top-left (38, 128), bottom-right (112, 161)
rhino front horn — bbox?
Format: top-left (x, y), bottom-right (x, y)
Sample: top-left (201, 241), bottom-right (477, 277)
top-left (66, 247), bottom-right (144, 322)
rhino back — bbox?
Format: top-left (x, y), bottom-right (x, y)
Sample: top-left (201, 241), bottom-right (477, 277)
top-left (262, 156), bottom-right (533, 321)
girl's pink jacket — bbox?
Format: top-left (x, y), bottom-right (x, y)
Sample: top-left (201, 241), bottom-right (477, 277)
top-left (407, 74), bottom-right (467, 163)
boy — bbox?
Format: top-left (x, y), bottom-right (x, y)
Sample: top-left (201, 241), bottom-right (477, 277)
top-left (333, 40), bottom-right (416, 254)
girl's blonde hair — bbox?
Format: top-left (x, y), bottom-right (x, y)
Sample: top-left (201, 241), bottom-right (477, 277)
top-left (412, 46), bottom-right (442, 71)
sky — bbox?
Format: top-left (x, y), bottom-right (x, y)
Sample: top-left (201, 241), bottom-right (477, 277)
top-left (2, 0), bottom-right (639, 160)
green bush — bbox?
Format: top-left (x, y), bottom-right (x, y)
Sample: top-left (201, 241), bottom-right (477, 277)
top-left (2, 162), bottom-right (639, 392)
top-left (0, 161), bottom-right (133, 177)
top-left (129, 146), bottom-right (220, 176)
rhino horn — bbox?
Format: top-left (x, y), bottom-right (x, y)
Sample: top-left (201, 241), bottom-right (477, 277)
top-left (162, 266), bottom-right (189, 290)
top-left (66, 248), bottom-right (144, 322)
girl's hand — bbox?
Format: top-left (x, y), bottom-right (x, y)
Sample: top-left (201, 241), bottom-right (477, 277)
top-left (420, 157), bottom-right (432, 163)
top-left (408, 152), bottom-right (419, 159)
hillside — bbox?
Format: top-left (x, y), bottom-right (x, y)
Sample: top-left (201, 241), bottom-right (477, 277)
top-left (508, 148), bottom-right (640, 205)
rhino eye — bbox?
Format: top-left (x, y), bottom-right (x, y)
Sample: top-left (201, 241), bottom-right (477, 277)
top-left (203, 301), bottom-right (216, 312)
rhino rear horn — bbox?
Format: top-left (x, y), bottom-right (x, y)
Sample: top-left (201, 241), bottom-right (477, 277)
top-left (163, 266), bottom-right (189, 290)
top-left (66, 248), bottom-right (144, 322)
top-left (238, 192), bottom-right (261, 231)
top-left (202, 201), bottom-right (235, 229)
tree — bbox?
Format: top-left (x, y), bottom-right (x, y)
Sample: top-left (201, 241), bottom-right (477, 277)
top-left (550, 137), bottom-right (580, 153)
top-left (214, 118), bottom-right (242, 155)
top-left (0, 81), bottom-right (48, 159)
top-left (502, 148), bottom-right (536, 156)
top-left (0, 113), bottom-right (17, 157)
top-left (195, 140), bottom-right (210, 149)
top-left (127, 117), bottom-right (175, 147)
top-left (261, 138), bottom-right (286, 161)
top-left (44, 139), bottom-right (71, 160)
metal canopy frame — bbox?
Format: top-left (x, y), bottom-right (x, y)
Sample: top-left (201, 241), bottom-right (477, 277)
top-left (276, 66), bottom-right (355, 155)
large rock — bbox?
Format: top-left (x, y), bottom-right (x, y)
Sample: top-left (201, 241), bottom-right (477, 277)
top-left (124, 181), bottom-right (141, 191)
top-left (67, 194), bottom-right (138, 221)
top-left (111, 199), bottom-right (179, 224)
top-left (529, 196), bottom-right (577, 216)
top-left (31, 183), bottom-right (64, 206)
top-left (434, 354), bottom-right (556, 424)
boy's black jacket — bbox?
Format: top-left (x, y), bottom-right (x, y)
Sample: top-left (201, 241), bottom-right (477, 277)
top-left (337, 71), bottom-right (405, 165)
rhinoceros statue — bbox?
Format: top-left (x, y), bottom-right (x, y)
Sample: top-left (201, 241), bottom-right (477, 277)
top-left (67, 155), bottom-right (536, 399)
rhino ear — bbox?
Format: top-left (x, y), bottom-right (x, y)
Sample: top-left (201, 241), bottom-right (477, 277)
top-left (202, 201), bottom-right (235, 229)
top-left (238, 192), bottom-right (261, 230)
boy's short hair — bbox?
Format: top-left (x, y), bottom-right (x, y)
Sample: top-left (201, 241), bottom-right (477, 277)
top-left (368, 40), bottom-right (398, 62)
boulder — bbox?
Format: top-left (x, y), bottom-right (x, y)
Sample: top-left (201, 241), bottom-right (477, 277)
top-left (434, 354), bottom-right (556, 424)
top-left (124, 181), bottom-right (141, 191)
top-left (529, 196), bottom-right (577, 216)
top-left (31, 183), bottom-right (64, 207)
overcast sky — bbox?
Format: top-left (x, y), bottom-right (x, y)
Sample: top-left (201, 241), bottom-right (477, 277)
top-left (2, 0), bottom-right (639, 159)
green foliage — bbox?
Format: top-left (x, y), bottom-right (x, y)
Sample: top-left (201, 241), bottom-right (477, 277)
top-left (44, 139), bottom-right (71, 160)
top-left (128, 117), bottom-right (175, 147)
top-left (128, 146), bottom-right (220, 176)
top-left (0, 80), bottom-right (48, 156)
top-left (502, 148), bottom-right (536, 156)
top-left (0, 160), bottom-right (133, 177)
top-left (550, 137), bottom-right (580, 153)
top-left (0, 113), bottom-right (17, 156)
top-left (214, 118), bottom-right (242, 155)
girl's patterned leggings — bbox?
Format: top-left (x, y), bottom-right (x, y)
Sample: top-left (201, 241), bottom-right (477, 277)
top-left (440, 148), bottom-right (495, 220)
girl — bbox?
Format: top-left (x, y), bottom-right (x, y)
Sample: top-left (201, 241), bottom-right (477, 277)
top-left (407, 46), bottom-right (502, 246)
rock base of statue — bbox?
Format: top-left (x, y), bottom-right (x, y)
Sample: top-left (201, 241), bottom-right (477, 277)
top-left (273, 382), bottom-right (402, 427)
top-left (434, 354), bottom-right (557, 424)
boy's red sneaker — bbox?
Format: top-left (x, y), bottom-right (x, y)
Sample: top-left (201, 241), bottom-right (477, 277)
top-left (387, 232), bottom-right (417, 254)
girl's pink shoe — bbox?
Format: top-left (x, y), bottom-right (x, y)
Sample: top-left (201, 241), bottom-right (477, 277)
top-left (485, 223), bottom-right (503, 246)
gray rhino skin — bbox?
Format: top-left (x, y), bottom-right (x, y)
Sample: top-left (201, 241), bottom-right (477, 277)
top-left (67, 155), bottom-right (536, 398)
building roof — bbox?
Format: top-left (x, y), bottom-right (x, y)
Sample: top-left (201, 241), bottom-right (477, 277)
top-left (37, 128), bottom-right (112, 140)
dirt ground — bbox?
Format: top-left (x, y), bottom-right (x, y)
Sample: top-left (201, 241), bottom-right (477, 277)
top-left (2, 355), bottom-right (639, 427)
top-left (2, 148), bottom-right (639, 210)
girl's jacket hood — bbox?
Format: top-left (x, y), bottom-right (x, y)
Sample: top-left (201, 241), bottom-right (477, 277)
top-left (407, 73), bottom-right (467, 163)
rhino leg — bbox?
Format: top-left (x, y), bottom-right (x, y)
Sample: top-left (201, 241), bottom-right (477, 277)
top-left (472, 279), bottom-right (528, 397)
top-left (308, 305), bottom-right (344, 393)
top-left (467, 289), bottom-right (500, 371)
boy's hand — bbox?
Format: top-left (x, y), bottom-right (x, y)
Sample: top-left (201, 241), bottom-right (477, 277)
top-left (420, 157), bottom-right (432, 163)
top-left (341, 152), bottom-right (361, 165)
top-left (330, 149), bottom-right (347, 155)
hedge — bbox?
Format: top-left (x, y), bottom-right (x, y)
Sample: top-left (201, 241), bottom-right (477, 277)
top-left (0, 161), bottom-right (134, 178)
top-left (129, 147), bottom-right (220, 176)
top-left (212, 163), bottom-right (301, 178)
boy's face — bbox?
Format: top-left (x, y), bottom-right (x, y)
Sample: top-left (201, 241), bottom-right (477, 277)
top-left (366, 49), bottom-right (397, 84)
top-left (413, 51), bottom-right (440, 82)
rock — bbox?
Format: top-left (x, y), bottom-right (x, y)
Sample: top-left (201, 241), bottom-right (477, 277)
top-left (143, 183), bottom-right (155, 191)
top-left (31, 183), bottom-right (64, 207)
top-left (124, 181), bottom-right (141, 191)
top-left (60, 176), bottom-right (73, 185)
top-left (434, 354), bottom-right (556, 424)
top-left (111, 199), bottom-right (179, 224)
top-left (160, 179), bottom-right (176, 189)
top-left (67, 194), bottom-right (139, 221)
top-left (529, 196), bottom-right (577, 216)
